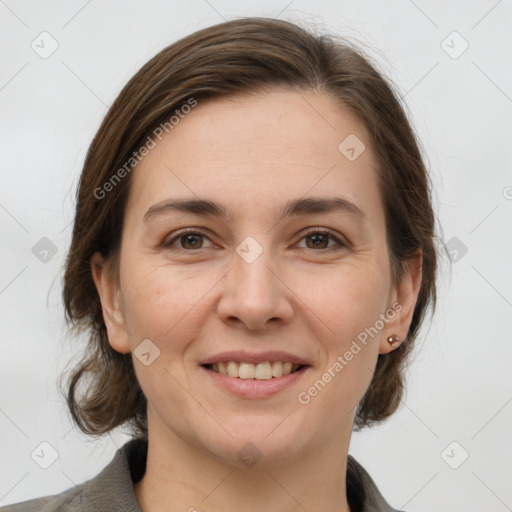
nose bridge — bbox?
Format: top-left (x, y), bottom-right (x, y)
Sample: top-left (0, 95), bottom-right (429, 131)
top-left (217, 235), bottom-right (293, 329)
top-left (233, 234), bottom-right (279, 301)
top-left (235, 244), bottom-right (274, 292)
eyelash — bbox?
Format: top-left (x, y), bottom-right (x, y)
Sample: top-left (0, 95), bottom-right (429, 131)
top-left (162, 228), bottom-right (347, 252)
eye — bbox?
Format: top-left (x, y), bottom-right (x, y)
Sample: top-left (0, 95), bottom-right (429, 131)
top-left (162, 228), bottom-right (347, 252)
top-left (296, 229), bottom-right (346, 251)
top-left (163, 229), bottom-right (213, 250)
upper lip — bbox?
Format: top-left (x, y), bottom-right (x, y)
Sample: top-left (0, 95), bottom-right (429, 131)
top-left (200, 350), bottom-right (310, 366)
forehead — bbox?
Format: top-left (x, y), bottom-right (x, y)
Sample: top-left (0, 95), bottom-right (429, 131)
top-left (126, 89), bottom-right (382, 223)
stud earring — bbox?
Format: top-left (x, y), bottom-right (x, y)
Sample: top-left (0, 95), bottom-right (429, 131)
top-left (387, 335), bottom-right (401, 349)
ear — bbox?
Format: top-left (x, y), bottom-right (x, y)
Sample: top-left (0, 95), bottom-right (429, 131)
top-left (379, 249), bottom-right (423, 355)
top-left (90, 252), bottom-right (131, 354)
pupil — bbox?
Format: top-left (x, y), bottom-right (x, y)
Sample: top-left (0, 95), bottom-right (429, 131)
top-left (183, 234), bottom-right (201, 249)
top-left (308, 234), bottom-right (327, 249)
top-left (181, 234), bottom-right (328, 250)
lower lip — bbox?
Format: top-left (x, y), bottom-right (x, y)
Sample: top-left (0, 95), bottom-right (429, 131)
top-left (201, 365), bottom-right (310, 399)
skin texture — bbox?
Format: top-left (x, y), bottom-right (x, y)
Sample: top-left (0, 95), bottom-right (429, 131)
top-left (91, 88), bottom-right (422, 512)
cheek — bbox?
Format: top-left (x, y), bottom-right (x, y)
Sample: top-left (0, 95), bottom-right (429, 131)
top-left (291, 265), bottom-right (387, 407)
top-left (119, 259), bottom-right (218, 347)
top-left (294, 262), bottom-right (389, 344)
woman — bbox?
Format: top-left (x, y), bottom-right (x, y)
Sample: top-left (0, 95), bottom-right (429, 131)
top-left (4, 16), bottom-right (437, 512)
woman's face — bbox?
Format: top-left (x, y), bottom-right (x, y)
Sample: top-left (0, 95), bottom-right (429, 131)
top-left (93, 88), bottom-right (420, 467)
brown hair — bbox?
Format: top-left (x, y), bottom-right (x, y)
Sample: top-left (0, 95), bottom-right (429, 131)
top-left (59, 16), bottom-right (439, 438)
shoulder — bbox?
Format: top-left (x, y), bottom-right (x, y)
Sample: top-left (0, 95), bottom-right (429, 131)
top-left (1, 438), bottom-right (147, 512)
top-left (347, 454), bottom-right (407, 512)
top-left (0, 486), bottom-right (82, 511)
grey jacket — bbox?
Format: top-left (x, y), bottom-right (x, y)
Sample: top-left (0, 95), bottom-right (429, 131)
top-left (1, 438), bottom-right (405, 512)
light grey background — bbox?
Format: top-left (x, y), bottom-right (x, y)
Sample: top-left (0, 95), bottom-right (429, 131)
top-left (1, 1), bottom-right (511, 511)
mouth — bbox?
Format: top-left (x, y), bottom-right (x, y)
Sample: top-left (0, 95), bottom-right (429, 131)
top-left (199, 350), bottom-right (311, 398)
top-left (202, 361), bottom-right (308, 380)
top-left (200, 359), bottom-right (311, 399)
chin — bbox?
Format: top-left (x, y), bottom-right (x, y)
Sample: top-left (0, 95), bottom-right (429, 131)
top-left (199, 416), bottom-right (314, 469)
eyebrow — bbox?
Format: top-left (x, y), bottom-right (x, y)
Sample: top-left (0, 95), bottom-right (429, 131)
top-left (142, 196), bottom-right (367, 224)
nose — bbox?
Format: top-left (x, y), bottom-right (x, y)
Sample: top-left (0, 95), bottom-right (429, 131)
top-left (217, 242), bottom-right (294, 331)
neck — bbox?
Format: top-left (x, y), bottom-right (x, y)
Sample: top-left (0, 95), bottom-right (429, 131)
top-left (134, 415), bottom-right (353, 512)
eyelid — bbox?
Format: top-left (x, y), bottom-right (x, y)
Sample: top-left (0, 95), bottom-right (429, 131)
top-left (295, 227), bottom-right (348, 249)
top-left (162, 227), bottom-right (348, 251)
top-left (162, 228), bottom-right (215, 249)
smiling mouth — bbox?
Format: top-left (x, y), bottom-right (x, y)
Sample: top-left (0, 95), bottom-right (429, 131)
top-left (202, 361), bottom-right (307, 380)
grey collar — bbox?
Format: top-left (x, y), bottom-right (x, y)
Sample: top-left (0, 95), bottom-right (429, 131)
top-left (78, 438), bottom-right (402, 512)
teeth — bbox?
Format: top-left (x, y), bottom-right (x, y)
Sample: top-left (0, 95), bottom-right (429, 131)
top-left (218, 362), bottom-right (228, 376)
top-left (238, 363), bottom-right (255, 379)
top-left (255, 362), bottom-right (272, 380)
top-left (272, 361), bottom-right (283, 378)
top-left (227, 361), bottom-right (238, 378)
top-left (208, 361), bottom-right (302, 379)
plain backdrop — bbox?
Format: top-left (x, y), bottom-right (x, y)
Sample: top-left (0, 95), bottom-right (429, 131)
top-left (1, 1), bottom-right (511, 511)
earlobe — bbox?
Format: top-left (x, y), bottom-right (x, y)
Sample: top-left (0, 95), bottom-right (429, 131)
top-left (90, 252), bottom-right (131, 354)
top-left (386, 334), bottom-right (401, 350)
top-left (379, 250), bottom-right (423, 355)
